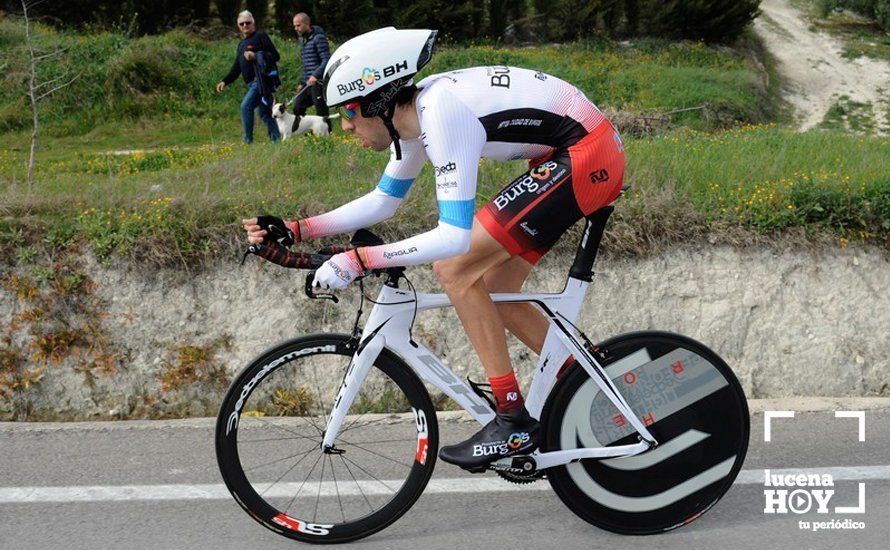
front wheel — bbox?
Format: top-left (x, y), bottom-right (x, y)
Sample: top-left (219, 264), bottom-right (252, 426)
top-left (215, 334), bottom-right (438, 544)
top-left (542, 331), bottom-right (749, 535)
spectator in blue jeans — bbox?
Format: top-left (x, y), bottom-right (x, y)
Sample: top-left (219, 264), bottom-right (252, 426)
top-left (215, 10), bottom-right (281, 144)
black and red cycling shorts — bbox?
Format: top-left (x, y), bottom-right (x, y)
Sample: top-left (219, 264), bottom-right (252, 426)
top-left (476, 121), bottom-right (625, 265)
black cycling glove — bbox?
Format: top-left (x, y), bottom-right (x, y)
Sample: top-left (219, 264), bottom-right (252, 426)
top-left (256, 215), bottom-right (298, 247)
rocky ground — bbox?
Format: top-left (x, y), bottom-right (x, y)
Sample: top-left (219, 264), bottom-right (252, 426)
top-left (2, 243), bottom-right (887, 420)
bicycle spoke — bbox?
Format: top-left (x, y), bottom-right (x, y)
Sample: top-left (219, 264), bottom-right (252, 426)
top-left (283, 452), bottom-right (323, 516)
top-left (339, 454), bottom-right (374, 513)
top-left (340, 436), bottom-right (416, 445)
top-left (328, 454), bottom-right (346, 523)
top-left (299, 410), bottom-right (325, 437)
top-left (259, 445), bottom-right (317, 497)
top-left (313, 451), bottom-right (327, 523)
top-left (239, 435), bottom-right (315, 444)
top-left (338, 437), bottom-right (413, 469)
top-left (244, 445), bottom-right (316, 473)
top-left (243, 414), bottom-right (318, 443)
top-left (338, 410), bottom-right (371, 435)
top-left (340, 454), bottom-right (398, 494)
top-left (311, 360), bottom-right (332, 426)
top-left (339, 414), bottom-right (392, 436)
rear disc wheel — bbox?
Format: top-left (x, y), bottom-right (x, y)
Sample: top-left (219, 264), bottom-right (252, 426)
top-left (543, 331), bottom-right (749, 534)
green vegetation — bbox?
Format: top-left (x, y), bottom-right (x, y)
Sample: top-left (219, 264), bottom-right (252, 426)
top-left (436, 41), bottom-right (770, 127)
top-left (352, 385), bottom-right (411, 414)
top-left (0, 22), bottom-right (887, 272)
top-left (1, 125), bottom-right (887, 270)
top-left (0, 18), bottom-right (767, 135)
top-left (157, 336), bottom-right (233, 392)
top-left (267, 386), bottom-right (315, 416)
top-left (630, 125), bottom-right (889, 240)
top-left (817, 0), bottom-right (890, 31)
top-left (820, 95), bottom-right (879, 133)
top-left (17, 0), bottom-right (762, 43)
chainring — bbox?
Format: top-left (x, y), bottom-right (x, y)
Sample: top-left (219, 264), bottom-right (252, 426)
top-left (495, 469), bottom-right (546, 484)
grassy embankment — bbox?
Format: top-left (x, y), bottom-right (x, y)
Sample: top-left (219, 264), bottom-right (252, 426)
top-left (0, 19), bottom-right (887, 269)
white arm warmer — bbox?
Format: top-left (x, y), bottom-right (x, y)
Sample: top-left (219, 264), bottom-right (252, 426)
top-left (302, 138), bottom-right (427, 239)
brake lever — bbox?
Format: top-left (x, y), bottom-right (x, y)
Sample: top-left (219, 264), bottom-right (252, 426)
top-left (304, 272), bottom-right (339, 303)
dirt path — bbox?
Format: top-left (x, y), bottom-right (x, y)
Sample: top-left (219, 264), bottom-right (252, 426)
top-left (753, 0), bottom-right (890, 133)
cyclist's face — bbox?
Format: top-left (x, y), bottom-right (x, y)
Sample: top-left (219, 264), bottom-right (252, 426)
top-left (340, 105), bottom-right (391, 151)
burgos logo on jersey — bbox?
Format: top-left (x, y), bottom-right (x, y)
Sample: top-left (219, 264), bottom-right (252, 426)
top-left (336, 60), bottom-right (409, 95)
top-left (493, 161), bottom-right (559, 211)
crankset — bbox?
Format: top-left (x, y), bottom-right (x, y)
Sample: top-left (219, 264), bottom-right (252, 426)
top-left (489, 456), bottom-right (545, 484)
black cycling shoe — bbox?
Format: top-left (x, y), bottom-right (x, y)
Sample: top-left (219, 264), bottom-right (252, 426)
top-left (438, 408), bottom-right (540, 472)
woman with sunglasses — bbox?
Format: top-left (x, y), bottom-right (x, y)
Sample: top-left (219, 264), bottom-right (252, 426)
top-left (216, 10), bottom-right (281, 144)
top-left (242, 27), bottom-right (625, 471)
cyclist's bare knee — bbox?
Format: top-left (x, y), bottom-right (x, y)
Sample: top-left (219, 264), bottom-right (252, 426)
top-left (483, 256), bottom-right (533, 293)
top-left (435, 223), bottom-right (512, 293)
top-left (433, 256), bottom-right (475, 292)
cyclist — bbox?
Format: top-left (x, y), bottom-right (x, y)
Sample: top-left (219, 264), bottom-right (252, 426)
top-left (242, 27), bottom-right (625, 471)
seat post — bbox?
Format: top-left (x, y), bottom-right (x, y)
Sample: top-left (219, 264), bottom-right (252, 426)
top-left (569, 206), bottom-right (614, 282)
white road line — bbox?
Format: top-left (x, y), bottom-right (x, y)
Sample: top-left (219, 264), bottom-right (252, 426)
top-left (1, 465), bottom-right (888, 504)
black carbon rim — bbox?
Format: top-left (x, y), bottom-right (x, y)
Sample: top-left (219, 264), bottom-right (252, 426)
top-left (215, 334), bottom-right (438, 544)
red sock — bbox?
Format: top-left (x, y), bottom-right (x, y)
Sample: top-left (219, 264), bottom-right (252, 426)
top-left (489, 371), bottom-right (524, 414)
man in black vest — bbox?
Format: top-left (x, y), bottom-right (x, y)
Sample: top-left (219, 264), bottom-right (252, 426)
top-left (292, 12), bottom-right (331, 131)
top-left (215, 10), bottom-right (281, 144)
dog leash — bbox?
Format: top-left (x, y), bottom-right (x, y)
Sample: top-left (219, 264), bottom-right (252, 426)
top-left (286, 85), bottom-right (311, 108)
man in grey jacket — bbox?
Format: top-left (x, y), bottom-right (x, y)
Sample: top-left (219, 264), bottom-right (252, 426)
top-left (292, 13), bottom-right (331, 131)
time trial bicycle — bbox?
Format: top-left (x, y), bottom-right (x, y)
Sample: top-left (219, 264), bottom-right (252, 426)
top-left (215, 202), bottom-right (750, 543)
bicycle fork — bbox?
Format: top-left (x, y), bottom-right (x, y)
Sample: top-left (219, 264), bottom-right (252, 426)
top-left (320, 334), bottom-right (385, 451)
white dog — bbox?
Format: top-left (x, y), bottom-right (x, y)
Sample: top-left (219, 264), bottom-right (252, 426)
top-left (272, 102), bottom-right (339, 140)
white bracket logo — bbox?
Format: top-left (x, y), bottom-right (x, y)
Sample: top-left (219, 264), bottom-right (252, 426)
top-left (763, 410), bottom-right (794, 442)
top-left (834, 410), bottom-right (865, 442)
top-left (762, 410), bottom-right (867, 526)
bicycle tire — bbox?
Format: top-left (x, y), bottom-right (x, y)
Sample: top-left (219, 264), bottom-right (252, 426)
top-left (216, 334), bottom-right (438, 544)
top-left (542, 331), bottom-right (749, 535)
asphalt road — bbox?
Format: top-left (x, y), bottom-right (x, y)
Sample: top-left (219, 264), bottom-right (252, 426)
top-left (1, 401), bottom-right (888, 550)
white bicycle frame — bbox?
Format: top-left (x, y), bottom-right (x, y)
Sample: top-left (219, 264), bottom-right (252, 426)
top-left (320, 274), bottom-right (658, 470)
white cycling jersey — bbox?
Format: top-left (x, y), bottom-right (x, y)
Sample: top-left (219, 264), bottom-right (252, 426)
top-left (302, 66), bottom-right (606, 269)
